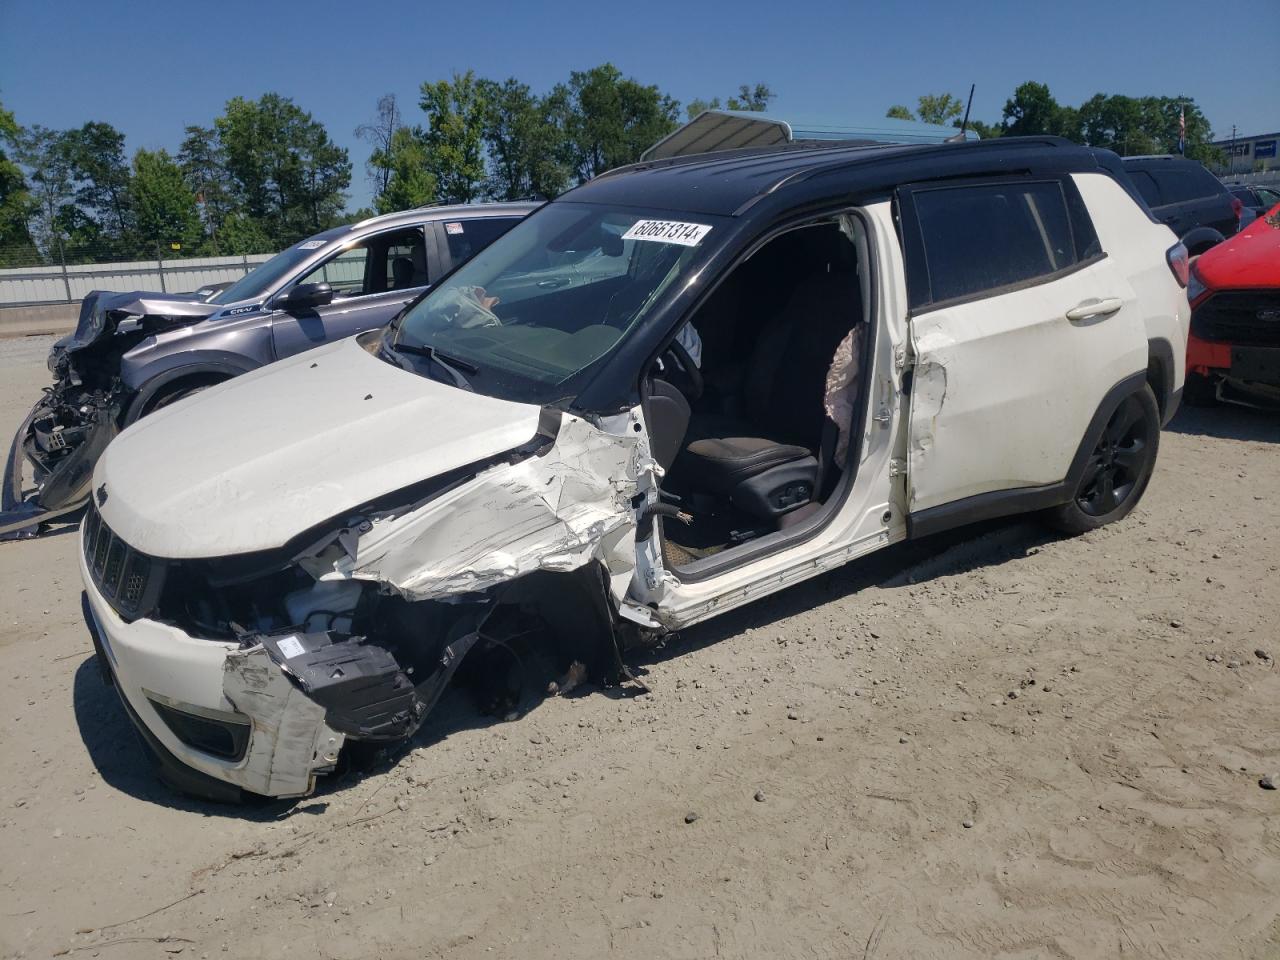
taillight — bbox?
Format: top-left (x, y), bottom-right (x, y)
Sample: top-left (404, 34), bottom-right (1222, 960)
top-left (1231, 197), bottom-right (1243, 223)
top-left (1166, 242), bottom-right (1190, 288)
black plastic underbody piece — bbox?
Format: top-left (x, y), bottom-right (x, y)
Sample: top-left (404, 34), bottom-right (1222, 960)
top-left (263, 632), bottom-right (420, 740)
top-left (262, 628), bottom-right (483, 742)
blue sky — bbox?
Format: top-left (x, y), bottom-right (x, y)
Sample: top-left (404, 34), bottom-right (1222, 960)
top-left (3, 0), bottom-right (1276, 209)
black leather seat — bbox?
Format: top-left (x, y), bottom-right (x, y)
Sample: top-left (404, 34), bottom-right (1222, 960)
top-left (677, 266), bottom-right (860, 520)
top-left (391, 256), bottom-right (415, 289)
top-left (390, 244), bottom-right (429, 290)
top-left (409, 243), bottom-right (429, 285)
top-left (680, 425), bottom-right (812, 495)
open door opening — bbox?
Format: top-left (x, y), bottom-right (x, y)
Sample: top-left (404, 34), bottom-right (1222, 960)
top-left (645, 214), bottom-right (872, 573)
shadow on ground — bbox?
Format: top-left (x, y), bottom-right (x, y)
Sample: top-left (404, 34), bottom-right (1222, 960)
top-left (1168, 403), bottom-right (1280, 443)
top-left (71, 657), bottom-right (300, 820)
top-left (71, 514), bottom-right (1054, 813)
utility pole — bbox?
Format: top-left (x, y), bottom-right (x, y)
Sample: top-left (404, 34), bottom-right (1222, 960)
top-left (1230, 125), bottom-right (1237, 175)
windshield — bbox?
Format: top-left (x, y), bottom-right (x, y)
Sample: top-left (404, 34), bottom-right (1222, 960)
top-left (390, 202), bottom-right (722, 404)
top-left (211, 233), bottom-right (343, 305)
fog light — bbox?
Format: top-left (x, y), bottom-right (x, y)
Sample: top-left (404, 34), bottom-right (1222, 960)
top-left (147, 698), bottom-right (250, 762)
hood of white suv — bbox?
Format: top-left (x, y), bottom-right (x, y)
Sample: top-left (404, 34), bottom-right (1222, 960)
top-left (94, 337), bottom-right (542, 559)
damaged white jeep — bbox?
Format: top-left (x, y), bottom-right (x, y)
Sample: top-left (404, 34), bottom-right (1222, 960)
top-left (80, 138), bottom-right (1190, 800)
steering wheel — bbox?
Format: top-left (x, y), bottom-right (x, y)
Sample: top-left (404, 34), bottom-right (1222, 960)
top-left (660, 337), bottom-right (704, 402)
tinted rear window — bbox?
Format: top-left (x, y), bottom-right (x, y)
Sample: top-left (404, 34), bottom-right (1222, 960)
top-left (1129, 170), bottom-right (1162, 207)
top-left (443, 217), bottom-right (522, 265)
top-left (1151, 166), bottom-right (1222, 204)
top-left (908, 180), bottom-right (1098, 308)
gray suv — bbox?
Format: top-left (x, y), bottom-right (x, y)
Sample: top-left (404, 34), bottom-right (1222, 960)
top-left (1, 202), bottom-right (537, 538)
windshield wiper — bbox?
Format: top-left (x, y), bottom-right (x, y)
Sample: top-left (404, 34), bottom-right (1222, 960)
top-left (389, 341), bottom-right (479, 389)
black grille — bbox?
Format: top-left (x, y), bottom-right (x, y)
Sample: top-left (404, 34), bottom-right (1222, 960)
top-left (1193, 291), bottom-right (1280, 347)
top-left (83, 502), bottom-right (165, 621)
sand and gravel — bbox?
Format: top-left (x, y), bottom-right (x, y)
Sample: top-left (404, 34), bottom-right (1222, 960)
top-left (1, 334), bottom-right (1277, 959)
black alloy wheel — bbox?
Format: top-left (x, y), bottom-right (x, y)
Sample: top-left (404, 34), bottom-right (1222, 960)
top-left (1076, 392), bottom-right (1155, 517)
top-left (1046, 384), bottom-right (1161, 534)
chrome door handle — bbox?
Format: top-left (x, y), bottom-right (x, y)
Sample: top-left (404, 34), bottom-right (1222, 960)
top-left (1066, 297), bottom-right (1124, 321)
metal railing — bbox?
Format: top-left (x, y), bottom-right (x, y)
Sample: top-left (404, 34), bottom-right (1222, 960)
top-left (0, 239), bottom-right (321, 307)
top-left (0, 252), bottom-right (278, 307)
top-left (1218, 171), bottom-right (1280, 186)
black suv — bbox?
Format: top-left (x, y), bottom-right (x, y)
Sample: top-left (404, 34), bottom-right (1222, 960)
top-left (1122, 156), bottom-right (1241, 253)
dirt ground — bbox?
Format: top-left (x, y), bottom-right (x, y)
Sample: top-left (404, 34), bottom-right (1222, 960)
top-left (0, 333), bottom-right (1277, 960)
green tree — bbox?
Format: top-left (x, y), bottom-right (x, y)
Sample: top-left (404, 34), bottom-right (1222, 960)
top-left (916, 93), bottom-right (964, 126)
top-left (688, 82), bottom-right (776, 118)
top-left (1000, 81), bottom-right (1064, 137)
top-left (355, 93), bottom-right (402, 204)
top-left (130, 148), bottom-right (202, 255)
top-left (177, 124), bottom-right (233, 240)
top-left (1077, 93), bottom-right (1157, 155)
top-left (373, 127), bottom-right (437, 213)
top-left (885, 94), bottom-right (964, 126)
top-left (962, 119), bottom-right (1002, 140)
top-left (563, 63), bottom-right (680, 180)
top-left (726, 83), bottom-right (774, 112)
top-left (12, 124), bottom-right (76, 256)
top-left (216, 93), bottom-right (351, 237)
top-left (418, 71), bottom-right (489, 203)
top-left (212, 210), bottom-right (274, 255)
top-left (685, 97), bottom-right (718, 120)
top-left (0, 102), bottom-right (38, 265)
top-left (61, 121), bottom-right (134, 249)
top-left (480, 77), bottom-right (573, 199)
top-left (1141, 96), bottom-right (1217, 162)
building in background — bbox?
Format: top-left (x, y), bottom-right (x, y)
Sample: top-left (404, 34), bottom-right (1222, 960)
top-left (1209, 130), bottom-right (1280, 176)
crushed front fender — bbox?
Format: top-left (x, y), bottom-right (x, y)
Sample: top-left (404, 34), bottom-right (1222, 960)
top-left (345, 412), bottom-right (648, 603)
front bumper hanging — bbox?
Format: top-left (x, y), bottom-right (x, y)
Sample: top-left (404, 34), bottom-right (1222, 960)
top-left (1, 405), bottom-right (116, 540)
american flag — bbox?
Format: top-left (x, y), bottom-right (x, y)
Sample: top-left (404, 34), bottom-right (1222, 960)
top-left (1178, 105), bottom-right (1186, 155)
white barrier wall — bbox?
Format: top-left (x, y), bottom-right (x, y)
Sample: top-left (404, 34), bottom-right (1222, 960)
top-left (0, 253), bottom-right (277, 306)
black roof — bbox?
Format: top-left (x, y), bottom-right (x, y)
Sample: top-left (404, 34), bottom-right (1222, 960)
top-left (565, 137), bottom-right (1113, 217)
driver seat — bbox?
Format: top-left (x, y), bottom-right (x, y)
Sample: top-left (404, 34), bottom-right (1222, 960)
top-left (676, 267), bottom-right (859, 521)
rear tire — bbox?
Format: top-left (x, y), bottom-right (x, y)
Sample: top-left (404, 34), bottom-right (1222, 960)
top-left (1046, 384), bottom-right (1160, 535)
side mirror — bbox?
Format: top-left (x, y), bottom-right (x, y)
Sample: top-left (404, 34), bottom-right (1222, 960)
top-left (279, 282), bottom-right (333, 313)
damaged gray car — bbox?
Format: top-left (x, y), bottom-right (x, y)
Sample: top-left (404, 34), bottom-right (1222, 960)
top-left (1, 203), bottom-right (534, 540)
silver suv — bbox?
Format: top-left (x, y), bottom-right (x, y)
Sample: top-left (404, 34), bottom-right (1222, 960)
top-left (1, 202), bottom-right (538, 538)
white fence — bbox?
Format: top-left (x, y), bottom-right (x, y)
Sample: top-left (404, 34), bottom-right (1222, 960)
top-left (0, 252), bottom-right (278, 307)
top-left (1220, 171), bottom-right (1280, 187)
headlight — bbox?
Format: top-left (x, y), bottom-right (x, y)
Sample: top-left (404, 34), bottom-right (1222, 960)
top-left (1187, 265), bottom-right (1208, 307)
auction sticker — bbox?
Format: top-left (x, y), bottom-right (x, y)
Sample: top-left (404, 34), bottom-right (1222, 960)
top-left (622, 220), bottom-right (713, 246)
top-left (298, 240), bottom-right (326, 250)
top-left (444, 221), bottom-right (465, 235)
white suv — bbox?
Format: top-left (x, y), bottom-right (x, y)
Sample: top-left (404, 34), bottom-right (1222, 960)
top-left (78, 138), bottom-right (1190, 799)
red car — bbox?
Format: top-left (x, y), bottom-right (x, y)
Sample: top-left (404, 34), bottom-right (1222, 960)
top-left (1186, 202), bottom-right (1280, 408)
